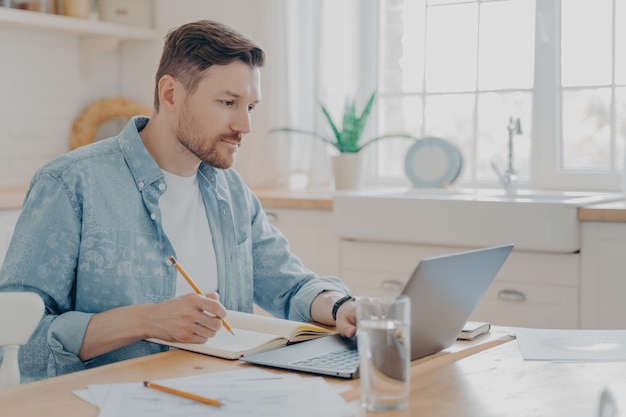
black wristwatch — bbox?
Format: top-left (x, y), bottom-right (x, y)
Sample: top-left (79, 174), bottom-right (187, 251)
top-left (332, 295), bottom-right (355, 321)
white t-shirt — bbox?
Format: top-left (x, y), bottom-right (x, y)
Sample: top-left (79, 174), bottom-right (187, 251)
top-left (160, 170), bottom-right (218, 296)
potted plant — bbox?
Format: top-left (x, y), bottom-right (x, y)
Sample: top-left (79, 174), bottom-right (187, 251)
top-left (271, 91), bottom-right (415, 189)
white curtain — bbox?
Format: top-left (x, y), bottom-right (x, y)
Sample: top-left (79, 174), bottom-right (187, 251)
top-left (267, 0), bottom-right (377, 190)
top-left (284, 1), bottom-right (331, 189)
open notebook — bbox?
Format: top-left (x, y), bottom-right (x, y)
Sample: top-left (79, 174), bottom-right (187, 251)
top-left (146, 310), bottom-right (335, 359)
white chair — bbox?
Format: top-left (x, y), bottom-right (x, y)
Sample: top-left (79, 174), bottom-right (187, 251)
top-left (0, 292), bottom-right (44, 388)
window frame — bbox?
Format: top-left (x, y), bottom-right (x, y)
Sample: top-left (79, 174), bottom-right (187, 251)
top-left (363, 0), bottom-right (622, 191)
top-left (533, 0), bottom-right (620, 191)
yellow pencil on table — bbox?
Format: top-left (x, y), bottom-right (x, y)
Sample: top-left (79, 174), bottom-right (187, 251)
top-left (143, 381), bottom-right (224, 407)
top-left (168, 255), bottom-right (235, 336)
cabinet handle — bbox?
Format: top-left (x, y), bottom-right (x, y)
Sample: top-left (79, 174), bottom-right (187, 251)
top-left (381, 280), bottom-right (404, 292)
top-left (497, 289), bottom-right (526, 302)
top-left (265, 212), bottom-right (278, 223)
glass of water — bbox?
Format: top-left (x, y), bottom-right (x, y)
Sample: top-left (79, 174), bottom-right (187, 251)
top-left (356, 295), bottom-right (411, 411)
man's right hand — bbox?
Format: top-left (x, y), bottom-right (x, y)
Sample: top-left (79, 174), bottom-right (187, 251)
top-left (146, 292), bottom-right (226, 343)
top-left (78, 292), bottom-right (227, 361)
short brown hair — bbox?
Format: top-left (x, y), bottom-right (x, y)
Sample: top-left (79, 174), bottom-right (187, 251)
top-left (153, 20), bottom-right (266, 111)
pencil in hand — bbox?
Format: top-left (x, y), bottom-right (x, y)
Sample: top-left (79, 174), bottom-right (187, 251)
top-left (168, 255), bottom-right (235, 336)
top-left (143, 381), bottom-right (224, 407)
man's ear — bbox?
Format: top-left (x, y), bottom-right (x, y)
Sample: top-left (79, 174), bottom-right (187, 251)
top-left (158, 75), bottom-right (177, 113)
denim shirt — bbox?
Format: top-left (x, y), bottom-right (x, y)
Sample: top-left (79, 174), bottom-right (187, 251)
top-left (0, 117), bottom-right (350, 382)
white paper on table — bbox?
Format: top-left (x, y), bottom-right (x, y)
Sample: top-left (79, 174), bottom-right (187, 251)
top-left (515, 328), bottom-right (626, 361)
top-left (74, 368), bottom-right (280, 408)
top-left (73, 389), bottom-right (95, 405)
top-left (72, 368), bottom-right (353, 417)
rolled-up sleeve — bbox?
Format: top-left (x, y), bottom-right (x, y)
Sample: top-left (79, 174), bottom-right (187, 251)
top-left (47, 311), bottom-right (93, 376)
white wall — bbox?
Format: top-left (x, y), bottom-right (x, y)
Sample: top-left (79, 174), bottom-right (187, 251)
top-left (0, 19), bottom-right (147, 187)
top-left (0, 27), bottom-right (116, 186)
top-left (0, 0), bottom-right (287, 188)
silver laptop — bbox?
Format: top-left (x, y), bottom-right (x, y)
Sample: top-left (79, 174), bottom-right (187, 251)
top-left (241, 244), bottom-right (514, 379)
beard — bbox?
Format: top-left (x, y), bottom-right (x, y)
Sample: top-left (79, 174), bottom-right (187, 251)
top-left (175, 106), bottom-right (242, 169)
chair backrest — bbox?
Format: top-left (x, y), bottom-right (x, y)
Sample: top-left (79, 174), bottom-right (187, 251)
top-left (0, 292), bottom-right (44, 388)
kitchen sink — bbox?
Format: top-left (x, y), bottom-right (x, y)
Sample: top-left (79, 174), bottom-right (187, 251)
top-left (334, 187), bottom-right (622, 252)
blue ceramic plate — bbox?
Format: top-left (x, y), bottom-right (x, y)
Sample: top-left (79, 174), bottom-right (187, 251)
top-left (404, 137), bottom-right (463, 188)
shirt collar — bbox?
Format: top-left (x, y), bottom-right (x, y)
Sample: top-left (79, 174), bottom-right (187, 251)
top-left (118, 116), bottom-right (164, 191)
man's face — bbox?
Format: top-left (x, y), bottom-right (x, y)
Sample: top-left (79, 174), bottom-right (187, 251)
top-left (175, 60), bottom-right (261, 169)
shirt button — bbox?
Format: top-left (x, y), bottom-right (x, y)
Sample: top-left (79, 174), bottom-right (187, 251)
top-left (150, 213), bottom-right (156, 220)
top-left (158, 183), bottom-right (166, 191)
top-left (138, 181), bottom-right (145, 189)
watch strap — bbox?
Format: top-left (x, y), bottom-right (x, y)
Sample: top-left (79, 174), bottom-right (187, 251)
top-left (332, 295), bottom-right (355, 321)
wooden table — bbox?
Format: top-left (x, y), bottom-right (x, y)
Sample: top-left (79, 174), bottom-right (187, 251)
top-left (409, 339), bottom-right (624, 417)
top-left (0, 328), bottom-right (512, 416)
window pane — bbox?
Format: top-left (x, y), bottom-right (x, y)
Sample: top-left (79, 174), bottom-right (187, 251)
top-left (476, 92), bottom-right (532, 181)
top-left (616, 0), bottom-right (626, 85)
top-left (617, 86), bottom-right (626, 169)
top-left (319, 0), bottom-right (360, 99)
top-left (380, 0), bottom-right (426, 93)
top-left (423, 94), bottom-right (475, 182)
top-left (425, 3), bottom-right (478, 92)
top-left (377, 95), bottom-right (424, 178)
top-left (562, 88), bottom-right (611, 170)
top-left (478, 0), bottom-right (535, 90)
top-left (562, 0), bottom-right (612, 87)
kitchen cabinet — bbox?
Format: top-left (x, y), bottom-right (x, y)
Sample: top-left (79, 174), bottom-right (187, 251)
top-left (332, 189), bottom-right (613, 329)
top-left (0, 209), bottom-right (20, 267)
top-left (580, 221), bottom-right (626, 329)
top-left (264, 208), bottom-right (340, 277)
top-left (340, 239), bottom-right (580, 328)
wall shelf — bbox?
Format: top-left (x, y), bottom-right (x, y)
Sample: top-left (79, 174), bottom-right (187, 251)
top-left (0, 7), bottom-right (158, 41)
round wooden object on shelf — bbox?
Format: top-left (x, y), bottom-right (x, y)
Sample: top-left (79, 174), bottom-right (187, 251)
top-left (69, 96), bottom-right (152, 150)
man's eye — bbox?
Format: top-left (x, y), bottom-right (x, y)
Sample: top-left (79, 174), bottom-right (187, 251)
top-left (248, 105), bottom-right (256, 113)
top-left (222, 100), bottom-right (235, 106)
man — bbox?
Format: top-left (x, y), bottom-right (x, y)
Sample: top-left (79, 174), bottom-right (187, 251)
top-left (0, 20), bottom-right (356, 382)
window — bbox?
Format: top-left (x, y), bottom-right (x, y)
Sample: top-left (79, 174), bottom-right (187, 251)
top-left (561, 0), bottom-right (624, 174)
top-left (367, 0), bottom-right (624, 191)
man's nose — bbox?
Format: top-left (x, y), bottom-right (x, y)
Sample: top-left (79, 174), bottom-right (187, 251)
top-left (231, 108), bottom-right (252, 134)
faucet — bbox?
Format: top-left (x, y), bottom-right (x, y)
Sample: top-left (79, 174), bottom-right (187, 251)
top-left (491, 116), bottom-right (522, 194)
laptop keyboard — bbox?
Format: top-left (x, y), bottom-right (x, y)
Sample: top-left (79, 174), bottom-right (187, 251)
top-left (290, 347), bottom-right (359, 372)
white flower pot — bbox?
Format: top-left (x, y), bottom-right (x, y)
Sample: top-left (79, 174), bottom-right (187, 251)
top-left (332, 153), bottom-right (363, 190)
